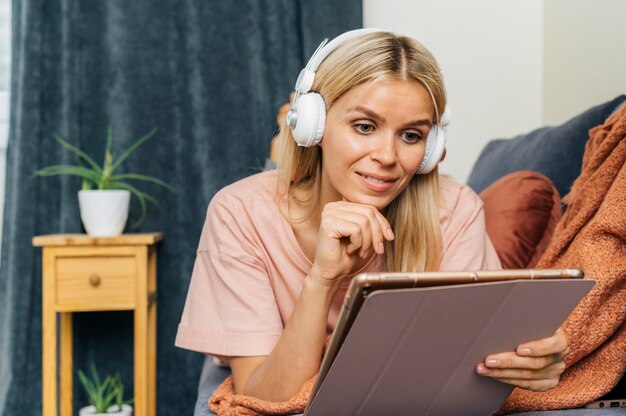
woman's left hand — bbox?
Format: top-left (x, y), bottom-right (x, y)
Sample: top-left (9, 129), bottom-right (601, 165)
top-left (476, 327), bottom-right (569, 392)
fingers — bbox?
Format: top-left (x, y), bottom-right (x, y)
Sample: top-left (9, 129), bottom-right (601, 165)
top-left (476, 328), bottom-right (570, 392)
top-left (476, 357), bottom-right (566, 392)
top-left (516, 327), bottom-right (568, 357)
top-left (323, 218), bottom-right (365, 255)
top-left (481, 350), bottom-right (568, 372)
top-left (313, 201), bottom-right (394, 281)
top-left (331, 203), bottom-right (393, 256)
top-left (476, 358), bottom-right (566, 379)
top-left (322, 202), bottom-right (393, 251)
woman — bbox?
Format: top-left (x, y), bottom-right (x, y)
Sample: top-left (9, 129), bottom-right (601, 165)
top-left (176, 29), bottom-right (568, 403)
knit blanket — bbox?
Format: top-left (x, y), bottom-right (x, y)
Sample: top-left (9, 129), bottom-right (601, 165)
top-left (499, 104), bottom-right (626, 413)
top-left (210, 375), bottom-right (314, 416)
top-left (210, 105), bottom-right (626, 415)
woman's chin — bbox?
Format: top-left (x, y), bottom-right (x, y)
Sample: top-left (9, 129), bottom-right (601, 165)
top-left (341, 194), bottom-right (393, 211)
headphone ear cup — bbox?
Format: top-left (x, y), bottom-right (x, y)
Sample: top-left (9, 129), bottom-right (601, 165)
top-left (291, 93), bottom-right (326, 147)
top-left (416, 125), bottom-right (447, 174)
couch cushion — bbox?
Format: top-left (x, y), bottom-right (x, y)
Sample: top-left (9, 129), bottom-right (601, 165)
top-left (480, 171), bottom-right (562, 269)
top-left (468, 96), bottom-right (626, 197)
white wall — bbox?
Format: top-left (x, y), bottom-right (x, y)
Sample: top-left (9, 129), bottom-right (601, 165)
top-left (543, 0), bottom-right (626, 125)
top-left (364, 0), bottom-right (626, 183)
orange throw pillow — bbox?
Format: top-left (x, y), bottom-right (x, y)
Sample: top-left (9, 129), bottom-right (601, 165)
top-left (479, 171), bottom-right (562, 269)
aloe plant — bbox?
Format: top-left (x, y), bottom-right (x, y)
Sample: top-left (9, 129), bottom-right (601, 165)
top-left (33, 125), bottom-right (175, 228)
top-left (77, 364), bottom-right (133, 413)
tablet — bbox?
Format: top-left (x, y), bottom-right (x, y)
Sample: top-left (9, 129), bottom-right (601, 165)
top-left (305, 269), bottom-right (594, 416)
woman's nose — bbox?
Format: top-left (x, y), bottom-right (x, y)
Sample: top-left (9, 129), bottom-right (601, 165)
top-left (369, 134), bottom-right (397, 165)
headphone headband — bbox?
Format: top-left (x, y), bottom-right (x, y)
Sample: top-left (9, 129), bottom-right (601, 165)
top-left (294, 28), bottom-right (385, 95)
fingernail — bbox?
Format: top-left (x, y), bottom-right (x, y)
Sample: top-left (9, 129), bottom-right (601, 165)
top-left (476, 364), bottom-right (492, 375)
top-left (378, 242), bottom-right (384, 254)
top-left (485, 359), bottom-right (499, 367)
top-left (517, 348), bottom-right (532, 356)
top-left (386, 228), bottom-right (395, 240)
top-left (361, 250), bottom-right (369, 259)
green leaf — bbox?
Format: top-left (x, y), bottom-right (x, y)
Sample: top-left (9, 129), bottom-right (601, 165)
top-left (53, 133), bottom-right (102, 174)
top-left (77, 369), bottom-right (97, 398)
top-left (111, 173), bottom-right (176, 193)
top-left (78, 365), bottom-right (132, 412)
top-left (100, 150), bottom-right (114, 189)
top-left (110, 182), bottom-right (149, 228)
top-left (99, 124), bottom-right (115, 189)
top-left (111, 127), bottom-right (158, 173)
top-left (33, 165), bottom-right (102, 183)
top-left (88, 365), bottom-right (108, 412)
top-left (115, 381), bottom-right (123, 407)
top-left (81, 178), bottom-right (93, 190)
top-left (105, 124), bottom-right (113, 165)
top-left (89, 364), bottom-right (101, 392)
top-left (96, 376), bottom-right (115, 411)
top-left (103, 385), bottom-right (120, 408)
top-left (110, 181), bottom-right (160, 207)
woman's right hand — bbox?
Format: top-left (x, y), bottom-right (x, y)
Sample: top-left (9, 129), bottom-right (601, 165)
top-left (310, 201), bottom-right (395, 286)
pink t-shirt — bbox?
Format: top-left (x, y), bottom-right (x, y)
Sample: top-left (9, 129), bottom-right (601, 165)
top-left (175, 170), bottom-right (501, 357)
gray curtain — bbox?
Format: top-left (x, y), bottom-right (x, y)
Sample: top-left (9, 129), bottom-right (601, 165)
top-left (0, 0), bottom-right (361, 414)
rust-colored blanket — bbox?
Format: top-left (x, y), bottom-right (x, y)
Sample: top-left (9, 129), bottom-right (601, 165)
top-left (499, 104), bottom-right (626, 413)
top-left (210, 105), bottom-right (626, 415)
top-left (210, 375), bottom-right (314, 416)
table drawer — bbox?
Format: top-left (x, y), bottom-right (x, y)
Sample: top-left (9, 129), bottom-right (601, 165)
top-left (54, 255), bottom-right (137, 309)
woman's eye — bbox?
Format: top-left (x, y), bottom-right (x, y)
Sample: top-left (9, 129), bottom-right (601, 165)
top-left (355, 123), bottom-right (375, 134)
top-left (402, 131), bottom-right (423, 143)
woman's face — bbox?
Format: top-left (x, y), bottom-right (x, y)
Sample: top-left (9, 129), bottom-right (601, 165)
top-left (319, 78), bottom-right (435, 210)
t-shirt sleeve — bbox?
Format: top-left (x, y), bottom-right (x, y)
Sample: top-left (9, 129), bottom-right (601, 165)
top-left (175, 190), bottom-right (283, 357)
top-left (439, 182), bottom-right (502, 271)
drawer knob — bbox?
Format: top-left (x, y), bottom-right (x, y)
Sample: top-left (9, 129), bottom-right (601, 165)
top-left (88, 274), bottom-right (101, 287)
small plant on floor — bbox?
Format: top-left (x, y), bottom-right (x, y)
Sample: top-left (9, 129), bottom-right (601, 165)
top-left (77, 364), bottom-right (134, 414)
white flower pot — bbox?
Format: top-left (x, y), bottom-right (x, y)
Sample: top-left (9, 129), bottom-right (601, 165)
top-left (78, 190), bottom-right (131, 237)
top-left (78, 404), bottom-right (133, 416)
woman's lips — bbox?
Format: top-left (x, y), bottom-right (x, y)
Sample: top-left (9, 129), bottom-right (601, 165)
top-left (356, 172), bottom-right (397, 192)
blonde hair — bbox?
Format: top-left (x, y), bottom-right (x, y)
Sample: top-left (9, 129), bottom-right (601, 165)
top-left (276, 32), bottom-right (446, 272)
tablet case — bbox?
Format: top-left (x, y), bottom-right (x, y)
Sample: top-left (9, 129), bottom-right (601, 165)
top-left (305, 279), bottom-right (595, 416)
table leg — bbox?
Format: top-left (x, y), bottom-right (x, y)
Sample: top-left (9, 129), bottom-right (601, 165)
top-left (134, 247), bottom-right (149, 416)
top-left (43, 308), bottom-right (56, 416)
top-left (148, 299), bottom-right (156, 416)
top-left (42, 249), bottom-right (57, 416)
top-left (60, 312), bottom-right (73, 416)
top-left (148, 247), bottom-right (157, 416)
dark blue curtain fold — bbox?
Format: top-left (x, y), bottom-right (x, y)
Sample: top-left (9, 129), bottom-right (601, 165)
top-left (0, 0), bottom-right (361, 414)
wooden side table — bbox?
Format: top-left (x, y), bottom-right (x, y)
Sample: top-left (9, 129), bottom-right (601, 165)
top-left (33, 233), bottom-right (162, 416)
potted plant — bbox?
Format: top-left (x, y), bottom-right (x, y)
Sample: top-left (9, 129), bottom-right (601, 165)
top-left (33, 125), bottom-right (175, 236)
top-left (77, 364), bottom-right (134, 416)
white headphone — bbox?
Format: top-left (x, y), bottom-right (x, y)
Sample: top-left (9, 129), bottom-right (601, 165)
top-left (286, 28), bottom-right (451, 174)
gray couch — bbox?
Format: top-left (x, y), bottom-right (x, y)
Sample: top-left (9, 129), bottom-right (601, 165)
top-left (193, 95), bottom-right (626, 416)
